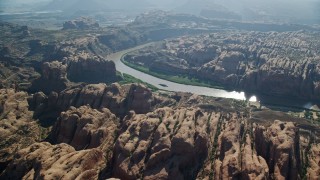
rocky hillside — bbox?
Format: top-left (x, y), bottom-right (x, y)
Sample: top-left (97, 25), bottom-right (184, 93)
top-left (1, 98), bottom-right (319, 179)
top-left (125, 31), bottom-right (320, 101)
top-left (0, 83), bottom-right (319, 179)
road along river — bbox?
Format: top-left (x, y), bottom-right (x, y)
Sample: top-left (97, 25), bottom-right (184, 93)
top-left (107, 44), bottom-right (318, 110)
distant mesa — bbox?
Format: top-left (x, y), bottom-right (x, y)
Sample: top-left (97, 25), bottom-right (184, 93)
top-left (62, 17), bottom-right (99, 30)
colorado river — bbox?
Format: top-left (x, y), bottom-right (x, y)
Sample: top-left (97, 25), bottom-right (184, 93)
top-left (107, 43), bottom-right (257, 102)
top-left (107, 44), bottom-right (319, 110)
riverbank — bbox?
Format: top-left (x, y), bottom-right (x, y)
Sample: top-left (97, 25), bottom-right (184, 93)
top-left (121, 54), bottom-right (226, 90)
top-left (117, 72), bottom-right (159, 91)
top-left (107, 43), bottom-right (320, 112)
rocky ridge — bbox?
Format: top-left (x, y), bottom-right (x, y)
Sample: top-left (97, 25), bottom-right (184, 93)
top-left (20, 83), bottom-right (320, 179)
top-left (28, 83), bottom-right (175, 120)
top-left (50, 105), bottom-right (119, 151)
top-left (2, 103), bottom-right (319, 179)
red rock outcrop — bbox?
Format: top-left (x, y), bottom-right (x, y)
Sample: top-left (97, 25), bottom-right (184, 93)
top-left (50, 105), bottom-right (119, 151)
top-left (126, 83), bottom-right (154, 114)
top-left (66, 52), bottom-right (117, 83)
top-left (111, 108), bottom-right (278, 180)
top-left (197, 114), bottom-right (269, 180)
top-left (255, 120), bottom-right (301, 179)
top-left (52, 83), bottom-right (157, 116)
top-left (30, 83), bottom-right (174, 118)
top-left (29, 61), bottom-right (69, 94)
top-left (0, 89), bottom-right (40, 171)
top-left (214, 119), bottom-right (269, 179)
top-left (0, 142), bottom-right (104, 179)
top-left (113, 107), bottom-right (211, 180)
top-left (1, 98), bottom-right (320, 179)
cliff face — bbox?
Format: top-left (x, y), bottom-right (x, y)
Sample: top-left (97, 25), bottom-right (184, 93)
top-left (29, 83), bottom-right (175, 120)
top-left (29, 61), bottom-right (69, 94)
top-left (255, 121), bottom-right (301, 179)
top-left (29, 53), bottom-right (117, 94)
top-left (66, 52), bottom-right (117, 83)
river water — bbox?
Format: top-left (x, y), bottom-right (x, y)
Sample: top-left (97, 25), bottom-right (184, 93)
top-left (107, 44), bottom-right (318, 110)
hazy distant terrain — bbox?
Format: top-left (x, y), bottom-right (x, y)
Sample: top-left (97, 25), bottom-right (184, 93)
top-left (1, 0), bottom-right (319, 24)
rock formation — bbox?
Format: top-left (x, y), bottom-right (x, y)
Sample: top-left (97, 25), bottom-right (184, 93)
top-left (255, 121), bottom-right (301, 179)
top-left (112, 107), bottom-right (210, 180)
top-left (66, 52), bottom-right (117, 83)
top-left (50, 106), bottom-right (119, 151)
top-left (2, 13), bottom-right (320, 180)
top-left (195, 113), bottom-right (269, 180)
top-left (111, 108), bottom-right (316, 180)
top-left (306, 144), bottom-right (320, 179)
top-left (112, 108), bottom-right (270, 180)
top-left (126, 83), bottom-right (155, 114)
top-left (0, 142), bottom-right (104, 179)
top-left (29, 61), bottom-right (69, 94)
top-left (213, 119), bottom-right (269, 179)
top-left (0, 89), bottom-right (41, 172)
top-left (28, 83), bottom-right (175, 119)
top-left (1, 101), bottom-right (320, 179)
